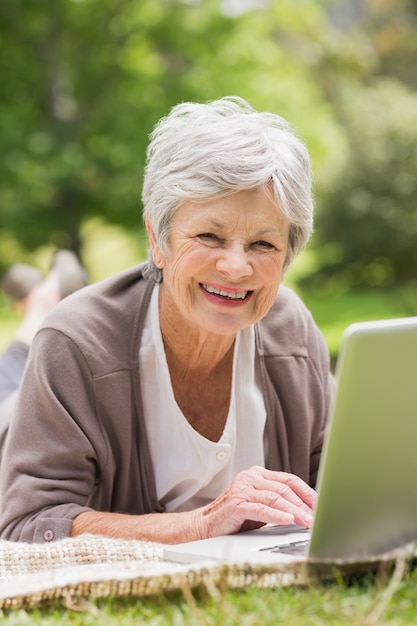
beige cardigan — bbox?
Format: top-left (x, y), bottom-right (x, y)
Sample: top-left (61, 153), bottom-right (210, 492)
top-left (0, 265), bottom-right (334, 542)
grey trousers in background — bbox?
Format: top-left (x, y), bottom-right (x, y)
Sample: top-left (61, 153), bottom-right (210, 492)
top-left (0, 341), bottom-right (29, 455)
top-left (0, 341), bottom-right (29, 405)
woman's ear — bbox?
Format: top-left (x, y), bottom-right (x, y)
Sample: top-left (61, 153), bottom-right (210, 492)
top-left (145, 218), bottom-right (166, 269)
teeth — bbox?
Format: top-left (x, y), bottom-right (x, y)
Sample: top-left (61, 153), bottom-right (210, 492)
top-left (202, 284), bottom-right (248, 300)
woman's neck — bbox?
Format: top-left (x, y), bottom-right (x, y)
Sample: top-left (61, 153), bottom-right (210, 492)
top-left (160, 315), bottom-right (235, 377)
top-left (158, 290), bottom-right (236, 376)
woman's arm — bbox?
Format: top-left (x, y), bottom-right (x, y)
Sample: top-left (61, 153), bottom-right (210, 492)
top-left (71, 466), bottom-right (316, 543)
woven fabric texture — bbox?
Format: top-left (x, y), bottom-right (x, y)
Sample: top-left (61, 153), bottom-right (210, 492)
top-left (0, 534), bottom-right (411, 609)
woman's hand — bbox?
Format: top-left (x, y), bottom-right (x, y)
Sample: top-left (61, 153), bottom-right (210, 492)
top-left (196, 465), bottom-right (317, 539)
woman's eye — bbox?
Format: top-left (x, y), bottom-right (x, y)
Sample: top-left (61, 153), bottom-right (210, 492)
top-left (199, 233), bottom-right (215, 239)
top-left (253, 240), bottom-right (275, 250)
top-left (198, 233), bottom-right (219, 242)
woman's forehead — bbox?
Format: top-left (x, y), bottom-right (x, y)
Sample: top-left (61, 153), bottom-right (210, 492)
top-left (172, 192), bottom-right (289, 236)
top-left (177, 189), bottom-right (280, 214)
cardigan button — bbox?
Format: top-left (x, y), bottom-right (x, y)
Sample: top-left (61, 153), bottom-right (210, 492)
top-left (43, 529), bottom-right (54, 542)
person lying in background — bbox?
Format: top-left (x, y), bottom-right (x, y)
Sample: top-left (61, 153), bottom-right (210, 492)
top-left (0, 96), bottom-right (334, 544)
top-left (0, 253), bottom-right (87, 444)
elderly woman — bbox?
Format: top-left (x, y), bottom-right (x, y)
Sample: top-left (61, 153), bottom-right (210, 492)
top-left (0, 97), bottom-right (333, 544)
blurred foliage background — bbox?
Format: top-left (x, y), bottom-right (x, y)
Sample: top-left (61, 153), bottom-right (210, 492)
top-left (1, 0), bottom-right (417, 354)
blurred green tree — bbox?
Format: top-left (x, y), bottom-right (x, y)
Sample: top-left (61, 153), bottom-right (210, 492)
top-left (1, 0), bottom-right (227, 259)
top-left (306, 0), bottom-right (417, 287)
top-left (313, 79), bottom-right (417, 286)
top-left (0, 0), bottom-right (344, 271)
top-left (0, 0), bottom-right (332, 263)
top-left (1, 0), bottom-right (154, 259)
top-left (2, 0), bottom-right (416, 289)
top-left (366, 0), bottom-right (417, 89)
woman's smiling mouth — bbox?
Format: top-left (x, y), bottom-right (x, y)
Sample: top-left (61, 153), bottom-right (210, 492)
top-left (200, 283), bottom-right (251, 300)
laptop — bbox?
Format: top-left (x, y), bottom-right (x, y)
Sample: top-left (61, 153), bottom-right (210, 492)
top-left (164, 316), bottom-right (417, 566)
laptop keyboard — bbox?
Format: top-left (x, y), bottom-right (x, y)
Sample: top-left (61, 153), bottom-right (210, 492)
top-left (259, 539), bottom-right (309, 556)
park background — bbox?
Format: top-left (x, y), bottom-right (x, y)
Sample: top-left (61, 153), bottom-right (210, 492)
top-left (0, 2), bottom-right (417, 623)
top-left (1, 0), bottom-right (417, 357)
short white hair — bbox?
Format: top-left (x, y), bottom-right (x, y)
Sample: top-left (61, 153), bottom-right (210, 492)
top-left (142, 96), bottom-right (314, 281)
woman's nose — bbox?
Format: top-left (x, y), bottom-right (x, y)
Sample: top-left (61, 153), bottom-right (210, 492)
top-left (215, 244), bottom-right (253, 279)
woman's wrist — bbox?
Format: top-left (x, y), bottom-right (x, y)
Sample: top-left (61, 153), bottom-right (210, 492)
top-left (70, 508), bottom-right (210, 544)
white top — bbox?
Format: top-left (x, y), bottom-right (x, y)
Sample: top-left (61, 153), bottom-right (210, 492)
top-left (140, 285), bottom-right (267, 512)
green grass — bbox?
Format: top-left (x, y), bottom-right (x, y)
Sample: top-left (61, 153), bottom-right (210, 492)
top-left (285, 251), bottom-right (417, 358)
top-left (0, 304), bottom-right (20, 352)
top-left (297, 283), bottom-right (417, 359)
top-left (2, 566), bottom-right (417, 624)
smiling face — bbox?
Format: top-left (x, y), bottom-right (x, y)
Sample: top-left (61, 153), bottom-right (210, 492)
top-left (147, 188), bottom-right (290, 340)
